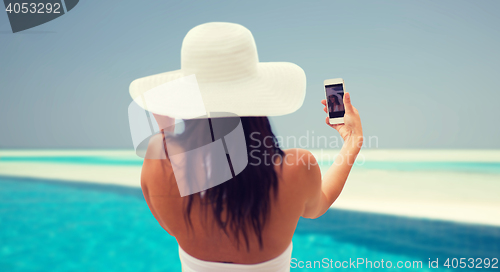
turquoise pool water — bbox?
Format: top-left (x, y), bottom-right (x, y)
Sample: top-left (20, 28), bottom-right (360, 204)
top-left (1, 176), bottom-right (499, 271)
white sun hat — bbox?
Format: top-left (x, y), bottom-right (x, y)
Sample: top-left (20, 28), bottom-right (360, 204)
top-left (129, 22), bottom-right (306, 119)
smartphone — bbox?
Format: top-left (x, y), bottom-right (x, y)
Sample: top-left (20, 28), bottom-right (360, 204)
top-left (324, 78), bottom-right (345, 125)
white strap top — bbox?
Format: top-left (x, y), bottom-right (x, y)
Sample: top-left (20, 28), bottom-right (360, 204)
top-left (178, 242), bottom-right (293, 272)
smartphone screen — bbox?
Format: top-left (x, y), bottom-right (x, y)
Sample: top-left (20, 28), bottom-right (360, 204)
top-left (325, 83), bottom-right (345, 118)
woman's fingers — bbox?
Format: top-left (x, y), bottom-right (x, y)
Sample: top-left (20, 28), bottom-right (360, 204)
top-left (343, 92), bottom-right (354, 114)
top-left (325, 116), bottom-right (331, 126)
top-left (321, 99), bottom-right (326, 106)
top-left (325, 116), bottom-right (337, 128)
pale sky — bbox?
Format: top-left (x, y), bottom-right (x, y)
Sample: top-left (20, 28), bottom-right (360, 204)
top-left (1, 0), bottom-right (499, 149)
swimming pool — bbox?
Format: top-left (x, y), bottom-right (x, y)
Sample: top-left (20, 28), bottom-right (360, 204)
top-left (1, 176), bottom-right (499, 271)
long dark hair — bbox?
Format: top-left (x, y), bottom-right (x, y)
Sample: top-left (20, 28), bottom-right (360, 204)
top-left (162, 116), bottom-right (284, 251)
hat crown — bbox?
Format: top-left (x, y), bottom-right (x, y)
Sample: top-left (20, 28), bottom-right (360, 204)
top-left (181, 22), bottom-right (259, 83)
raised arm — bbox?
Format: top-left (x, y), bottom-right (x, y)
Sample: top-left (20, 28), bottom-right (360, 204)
top-left (301, 92), bottom-right (363, 219)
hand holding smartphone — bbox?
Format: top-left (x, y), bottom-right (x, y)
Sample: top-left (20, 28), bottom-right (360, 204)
top-left (322, 78), bottom-right (363, 147)
top-left (324, 78), bottom-right (345, 125)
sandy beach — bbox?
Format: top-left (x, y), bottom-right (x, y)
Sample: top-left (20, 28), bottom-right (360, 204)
top-left (1, 149), bottom-right (499, 227)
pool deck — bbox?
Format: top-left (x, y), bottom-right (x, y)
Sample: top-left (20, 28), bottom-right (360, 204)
top-left (1, 149), bottom-right (500, 227)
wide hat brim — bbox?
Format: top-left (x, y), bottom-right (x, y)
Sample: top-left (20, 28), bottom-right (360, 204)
top-left (129, 61), bottom-right (306, 119)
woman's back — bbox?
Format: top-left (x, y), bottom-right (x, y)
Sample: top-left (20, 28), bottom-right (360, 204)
top-left (141, 135), bottom-right (319, 264)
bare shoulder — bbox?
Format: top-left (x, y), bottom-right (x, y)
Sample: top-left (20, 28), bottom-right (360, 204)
top-left (277, 148), bottom-right (321, 194)
top-left (140, 133), bottom-right (179, 196)
top-left (281, 148), bottom-right (320, 172)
